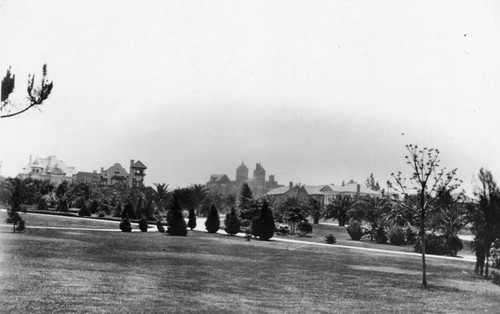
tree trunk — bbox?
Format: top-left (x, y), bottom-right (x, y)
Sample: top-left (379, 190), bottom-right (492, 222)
top-left (338, 217), bottom-right (346, 227)
top-left (313, 217), bottom-right (319, 224)
top-left (421, 215), bottom-right (427, 288)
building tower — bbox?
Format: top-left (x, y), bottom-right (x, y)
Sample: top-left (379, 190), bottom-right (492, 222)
top-left (236, 162), bottom-right (249, 183)
top-left (253, 163), bottom-right (266, 184)
top-left (128, 159), bottom-right (147, 188)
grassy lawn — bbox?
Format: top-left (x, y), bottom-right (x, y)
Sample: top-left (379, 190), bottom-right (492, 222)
top-left (0, 213), bottom-right (498, 313)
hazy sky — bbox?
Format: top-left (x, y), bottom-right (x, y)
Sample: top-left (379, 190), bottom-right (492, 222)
top-left (0, 0), bottom-right (499, 194)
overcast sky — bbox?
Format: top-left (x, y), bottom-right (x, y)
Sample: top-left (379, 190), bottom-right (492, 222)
top-left (0, 0), bottom-right (499, 194)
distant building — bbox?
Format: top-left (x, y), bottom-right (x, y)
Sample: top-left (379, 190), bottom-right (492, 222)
top-left (73, 159), bottom-right (147, 188)
top-left (266, 182), bottom-right (381, 206)
top-left (18, 155), bottom-right (76, 185)
top-left (207, 162), bottom-right (282, 198)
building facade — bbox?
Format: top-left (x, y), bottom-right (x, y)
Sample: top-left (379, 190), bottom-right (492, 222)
top-left (18, 155), bottom-right (76, 185)
top-left (207, 162), bottom-right (282, 198)
top-left (73, 159), bottom-right (147, 188)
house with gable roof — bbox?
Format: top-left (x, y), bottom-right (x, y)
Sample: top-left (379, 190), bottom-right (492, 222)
top-left (73, 159), bottom-right (147, 188)
top-left (18, 155), bottom-right (76, 185)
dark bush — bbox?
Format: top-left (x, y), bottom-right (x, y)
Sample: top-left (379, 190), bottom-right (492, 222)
top-left (251, 200), bottom-right (274, 240)
top-left (224, 207), bottom-right (241, 236)
top-left (78, 203), bottom-right (91, 217)
top-left (120, 217), bottom-right (132, 232)
top-left (187, 208), bottom-right (197, 231)
top-left (325, 234), bottom-right (336, 244)
top-left (375, 225), bottom-right (388, 244)
top-left (446, 235), bottom-right (463, 256)
top-left (297, 220), bottom-right (313, 237)
top-left (346, 220), bottom-right (367, 241)
top-left (205, 204), bottom-right (220, 233)
top-left (156, 220), bottom-right (165, 233)
top-left (414, 233), bottom-right (448, 255)
top-left (57, 199), bottom-right (68, 212)
top-left (37, 198), bottom-right (49, 211)
top-left (388, 225), bottom-right (405, 245)
top-left (97, 211), bottom-right (106, 218)
top-left (17, 219), bottom-right (26, 232)
top-left (139, 217), bottom-right (148, 232)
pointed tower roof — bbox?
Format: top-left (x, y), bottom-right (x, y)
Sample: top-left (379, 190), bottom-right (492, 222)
top-left (237, 162), bottom-right (248, 170)
top-left (132, 160), bottom-right (147, 169)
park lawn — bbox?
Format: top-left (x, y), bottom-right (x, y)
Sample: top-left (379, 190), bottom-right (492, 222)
top-left (0, 211), bottom-right (120, 230)
top-left (0, 213), bottom-right (499, 313)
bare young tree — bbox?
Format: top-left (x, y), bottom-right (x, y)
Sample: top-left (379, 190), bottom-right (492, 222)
top-left (387, 144), bottom-right (462, 288)
top-left (1, 64), bottom-right (53, 119)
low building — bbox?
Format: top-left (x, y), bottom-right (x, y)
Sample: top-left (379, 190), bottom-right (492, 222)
top-left (266, 182), bottom-right (381, 206)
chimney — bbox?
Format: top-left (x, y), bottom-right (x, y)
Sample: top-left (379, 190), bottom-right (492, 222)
top-left (130, 159), bottom-right (134, 168)
top-left (355, 184), bottom-right (361, 201)
top-left (289, 181), bottom-right (293, 189)
top-left (100, 167), bottom-right (104, 173)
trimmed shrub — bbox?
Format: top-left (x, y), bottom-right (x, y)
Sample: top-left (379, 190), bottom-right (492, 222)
top-left (275, 223), bottom-right (290, 236)
top-left (388, 226), bottom-right (406, 245)
top-left (156, 220), bottom-right (165, 233)
top-left (346, 220), bottom-right (367, 241)
top-left (205, 204), bottom-right (220, 233)
top-left (120, 217), bottom-right (132, 232)
top-left (166, 194), bottom-right (187, 236)
top-left (251, 200), bottom-right (274, 240)
top-left (325, 234), bottom-right (336, 244)
top-left (187, 208), bottom-right (197, 231)
top-left (139, 217), bottom-right (148, 232)
top-left (297, 220), bottom-right (313, 237)
top-left (414, 233), bottom-right (448, 255)
top-left (78, 203), bottom-right (91, 217)
top-left (224, 207), bottom-right (241, 235)
top-left (38, 198), bottom-right (49, 211)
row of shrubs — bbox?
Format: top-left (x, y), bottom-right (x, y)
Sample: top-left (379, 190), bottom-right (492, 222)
top-left (345, 219), bottom-right (463, 256)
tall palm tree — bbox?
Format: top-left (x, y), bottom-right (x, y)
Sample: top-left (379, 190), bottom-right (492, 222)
top-left (325, 194), bottom-right (355, 226)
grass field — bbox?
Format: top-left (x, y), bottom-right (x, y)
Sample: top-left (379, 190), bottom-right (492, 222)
top-left (0, 212), bottom-right (498, 313)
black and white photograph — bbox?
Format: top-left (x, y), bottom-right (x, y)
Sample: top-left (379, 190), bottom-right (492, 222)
top-left (1, 0), bottom-right (500, 312)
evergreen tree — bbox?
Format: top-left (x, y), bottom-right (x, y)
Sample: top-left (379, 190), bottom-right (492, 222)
top-left (187, 208), bottom-right (197, 231)
top-left (252, 200), bottom-right (274, 240)
top-left (239, 183), bottom-right (253, 207)
top-left (139, 217), bottom-right (148, 232)
top-left (166, 193), bottom-right (187, 236)
top-left (224, 207), bottom-right (241, 235)
top-left (122, 201), bottom-right (136, 220)
top-left (205, 204), bottom-right (220, 233)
